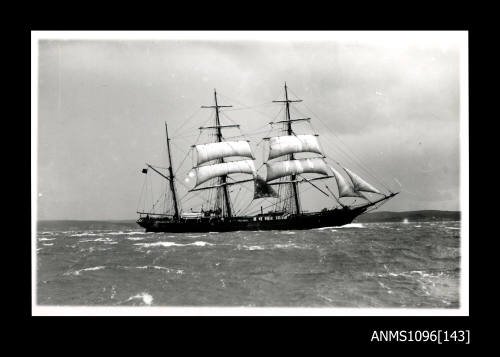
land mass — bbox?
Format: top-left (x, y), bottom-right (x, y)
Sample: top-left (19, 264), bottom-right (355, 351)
top-left (354, 210), bottom-right (460, 223)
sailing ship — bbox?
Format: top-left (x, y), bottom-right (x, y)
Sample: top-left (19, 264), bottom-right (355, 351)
top-left (137, 83), bottom-right (398, 232)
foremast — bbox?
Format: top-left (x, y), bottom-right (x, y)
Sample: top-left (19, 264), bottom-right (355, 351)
top-left (201, 90), bottom-right (234, 218)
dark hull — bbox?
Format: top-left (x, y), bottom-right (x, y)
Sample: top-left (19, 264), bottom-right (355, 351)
top-left (137, 206), bottom-right (370, 233)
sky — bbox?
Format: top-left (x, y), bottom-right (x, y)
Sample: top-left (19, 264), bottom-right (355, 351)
top-left (36, 34), bottom-right (463, 220)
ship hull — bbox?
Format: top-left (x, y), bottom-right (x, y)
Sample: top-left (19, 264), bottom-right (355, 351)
top-left (137, 206), bottom-right (369, 233)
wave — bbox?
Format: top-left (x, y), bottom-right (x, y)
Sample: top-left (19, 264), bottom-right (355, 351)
top-left (317, 294), bottom-right (334, 303)
top-left (314, 226), bottom-right (338, 231)
top-left (125, 292), bottom-right (153, 305)
top-left (377, 281), bottom-right (394, 294)
top-left (74, 231), bottom-right (145, 236)
top-left (70, 232), bottom-right (100, 237)
top-left (65, 266), bottom-right (106, 276)
top-left (274, 243), bottom-right (302, 249)
top-left (314, 223), bottom-right (364, 230)
top-left (135, 266), bottom-right (184, 274)
top-left (337, 223), bottom-right (364, 229)
top-left (445, 227), bottom-right (460, 230)
top-left (38, 237), bottom-right (56, 241)
top-left (105, 231), bottom-right (150, 235)
top-left (42, 243), bottom-right (54, 246)
top-left (39, 232), bottom-right (56, 236)
top-left (238, 243), bottom-right (303, 250)
top-left (79, 237), bottom-right (116, 243)
top-left (365, 270), bottom-right (446, 280)
top-left (134, 241), bottom-right (214, 248)
top-left (191, 241), bottom-right (213, 246)
top-left (127, 237), bottom-right (145, 241)
top-left (135, 242), bottom-right (180, 248)
top-left (238, 245), bottom-right (265, 251)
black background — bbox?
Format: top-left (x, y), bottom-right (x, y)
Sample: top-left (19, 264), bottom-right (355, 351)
top-left (20, 4), bottom-right (477, 350)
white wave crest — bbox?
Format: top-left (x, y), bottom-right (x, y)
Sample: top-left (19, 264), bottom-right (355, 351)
top-left (65, 266), bottom-right (106, 276)
top-left (127, 237), bottom-right (145, 241)
top-left (135, 266), bottom-right (184, 274)
top-left (71, 232), bottom-right (99, 237)
top-left (126, 292), bottom-right (153, 305)
top-left (135, 242), bottom-right (182, 248)
top-left (191, 241), bottom-right (213, 246)
top-left (337, 223), bottom-right (364, 228)
top-left (239, 245), bottom-right (265, 251)
top-left (79, 237), bottom-right (115, 243)
top-left (314, 226), bottom-right (338, 231)
top-left (274, 243), bottom-right (301, 249)
top-left (134, 241), bottom-right (214, 248)
top-left (366, 270), bottom-right (445, 280)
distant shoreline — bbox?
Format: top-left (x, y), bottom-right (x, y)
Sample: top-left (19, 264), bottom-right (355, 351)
top-left (37, 210), bottom-right (460, 224)
top-left (355, 210), bottom-right (460, 223)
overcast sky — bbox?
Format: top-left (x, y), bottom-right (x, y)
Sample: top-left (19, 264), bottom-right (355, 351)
top-left (37, 34), bottom-right (463, 220)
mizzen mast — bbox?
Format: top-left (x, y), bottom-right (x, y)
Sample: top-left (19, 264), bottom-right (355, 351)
top-left (165, 122), bottom-right (180, 220)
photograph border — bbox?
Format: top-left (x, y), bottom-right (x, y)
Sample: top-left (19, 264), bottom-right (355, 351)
top-left (31, 30), bottom-right (469, 316)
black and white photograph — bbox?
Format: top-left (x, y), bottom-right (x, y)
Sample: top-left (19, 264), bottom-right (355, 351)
top-left (31, 31), bottom-right (468, 316)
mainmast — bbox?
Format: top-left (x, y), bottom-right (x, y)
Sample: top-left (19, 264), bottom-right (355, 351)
top-left (165, 122), bottom-right (180, 220)
top-left (201, 90), bottom-right (233, 218)
top-left (273, 82), bottom-right (302, 214)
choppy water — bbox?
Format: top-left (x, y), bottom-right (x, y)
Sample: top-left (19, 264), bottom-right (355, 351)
top-left (36, 221), bottom-right (460, 307)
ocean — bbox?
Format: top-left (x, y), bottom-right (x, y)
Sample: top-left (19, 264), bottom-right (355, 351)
top-left (36, 220), bottom-right (460, 308)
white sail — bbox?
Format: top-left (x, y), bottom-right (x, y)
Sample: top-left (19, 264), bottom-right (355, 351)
top-left (268, 135), bottom-right (323, 160)
top-left (195, 160), bottom-right (256, 187)
top-left (195, 141), bottom-right (254, 166)
top-left (266, 158), bottom-right (330, 182)
top-left (343, 167), bottom-right (381, 194)
top-left (330, 166), bottom-right (365, 198)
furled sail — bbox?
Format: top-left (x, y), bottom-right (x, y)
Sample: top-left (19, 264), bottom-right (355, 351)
top-left (342, 167), bottom-right (381, 194)
top-left (268, 135), bottom-right (323, 161)
top-left (330, 166), bottom-right (365, 198)
top-left (195, 160), bottom-right (256, 187)
top-left (195, 141), bottom-right (254, 166)
top-left (266, 158), bottom-right (330, 182)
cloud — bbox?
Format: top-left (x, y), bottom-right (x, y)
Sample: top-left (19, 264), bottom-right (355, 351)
top-left (37, 38), bottom-right (461, 219)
